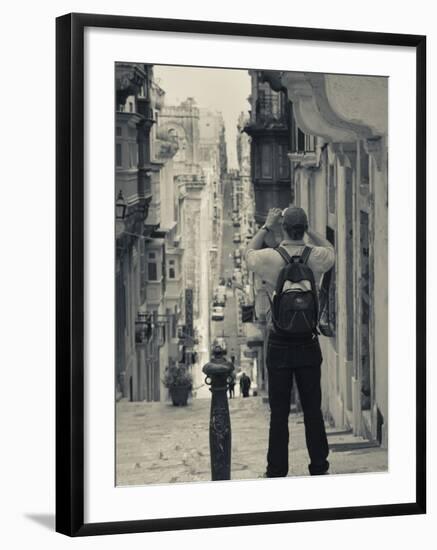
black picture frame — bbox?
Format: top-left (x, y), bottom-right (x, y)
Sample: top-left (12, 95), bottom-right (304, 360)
top-left (56, 12), bottom-right (426, 537)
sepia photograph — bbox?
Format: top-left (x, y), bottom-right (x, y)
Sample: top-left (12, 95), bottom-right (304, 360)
top-left (114, 62), bottom-right (389, 486)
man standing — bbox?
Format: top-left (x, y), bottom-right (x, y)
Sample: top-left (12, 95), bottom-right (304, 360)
top-left (228, 371), bottom-right (236, 399)
top-left (245, 206), bottom-right (334, 477)
top-left (240, 372), bottom-right (251, 398)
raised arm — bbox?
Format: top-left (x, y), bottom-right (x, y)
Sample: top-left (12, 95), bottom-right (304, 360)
top-left (245, 208), bottom-right (282, 259)
top-left (306, 227), bottom-right (334, 249)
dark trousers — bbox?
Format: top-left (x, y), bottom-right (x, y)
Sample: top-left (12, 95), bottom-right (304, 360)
top-left (266, 334), bottom-right (329, 477)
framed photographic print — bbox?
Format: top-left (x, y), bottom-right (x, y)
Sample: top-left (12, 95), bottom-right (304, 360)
top-left (56, 12), bottom-right (426, 536)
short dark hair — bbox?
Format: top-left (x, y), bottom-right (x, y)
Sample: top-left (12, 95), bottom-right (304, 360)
top-left (284, 224), bottom-right (306, 240)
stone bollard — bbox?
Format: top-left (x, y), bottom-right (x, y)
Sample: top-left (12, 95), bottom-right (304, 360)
top-left (202, 346), bottom-right (234, 481)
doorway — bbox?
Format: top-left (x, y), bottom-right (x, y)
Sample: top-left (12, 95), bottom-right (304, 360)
top-left (359, 210), bottom-right (371, 410)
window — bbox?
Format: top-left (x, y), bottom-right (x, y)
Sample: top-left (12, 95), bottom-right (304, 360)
top-left (115, 143), bottom-right (122, 167)
top-left (278, 143), bottom-right (290, 179)
top-left (253, 144), bottom-right (261, 179)
top-left (261, 143), bottom-right (273, 178)
top-left (328, 163), bottom-right (336, 214)
top-left (360, 141), bottom-right (370, 190)
top-left (140, 241), bottom-right (147, 302)
top-left (115, 271), bottom-right (126, 376)
top-left (171, 310), bottom-right (177, 338)
top-left (308, 173), bottom-right (316, 225)
top-left (158, 324), bottom-right (166, 347)
top-left (129, 143), bottom-right (137, 168)
top-left (147, 263), bottom-right (157, 281)
top-left (129, 101), bottom-right (134, 112)
top-left (147, 252), bottom-right (158, 281)
top-left (360, 211), bottom-right (371, 409)
top-left (256, 89), bottom-right (266, 115)
top-left (305, 134), bottom-right (315, 152)
top-left (168, 259), bottom-right (176, 279)
top-left (116, 126), bottom-right (122, 137)
top-left (297, 129), bottom-right (305, 152)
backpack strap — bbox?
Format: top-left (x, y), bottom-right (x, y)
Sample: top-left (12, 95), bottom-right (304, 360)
top-left (276, 245), bottom-right (312, 264)
top-left (300, 246), bottom-right (312, 264)
top-left (275, 245), bottom-right (292, 264)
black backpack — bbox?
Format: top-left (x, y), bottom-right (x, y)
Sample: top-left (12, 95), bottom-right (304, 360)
top-left (270, 245), bottom-right (319, 337)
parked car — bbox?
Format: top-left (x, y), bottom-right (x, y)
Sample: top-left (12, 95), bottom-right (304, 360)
top-left (214, 294), bottom-right (226, 307)
top-left (211, 305), bottom-right (225, 321)
top-left (233, 249), bottom-right (241, 259)
top-left (234, 256), bottom-right (242, 268)
top-left (214, 285), bottom-right (227, 306)
top-left (233, 232), bottom-right (241, 243)
top-left (233, 218), bottom-right (241, 227)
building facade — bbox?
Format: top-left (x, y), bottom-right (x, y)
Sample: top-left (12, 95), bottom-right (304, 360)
top-left (115, 63), bottom-right (184, 403)
top-left (244, 70), bottom-right (293, 224)
top-left (247, 70), bottom-right (388, 446)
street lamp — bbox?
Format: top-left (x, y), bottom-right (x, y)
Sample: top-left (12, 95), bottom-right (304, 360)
top-left (115, 190), bottom-right (127, 220)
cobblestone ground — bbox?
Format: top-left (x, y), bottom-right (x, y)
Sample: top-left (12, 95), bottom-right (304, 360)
top-left (116, 395), bottom-right (388, 486)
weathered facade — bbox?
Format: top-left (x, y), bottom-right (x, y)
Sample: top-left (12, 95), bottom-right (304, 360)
top-left (247, 70), bottom-right (388, 446)
top-left (244, 71), bottom-right (292, 224)
top-left (115, 63), bottom-right (153, 402)
top-left (115, 63), bottom-right (184, 403)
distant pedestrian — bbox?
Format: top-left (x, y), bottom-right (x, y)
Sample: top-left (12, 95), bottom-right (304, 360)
top-left (245, 206), bottom-right (335, 477)
top-left (240, 372), bottom-right (251, 398)
top-left (228, 373), bottom-right (236, 399)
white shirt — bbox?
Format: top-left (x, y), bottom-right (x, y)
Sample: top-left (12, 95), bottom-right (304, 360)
top-left (245, 239), bottom-right (335, 295)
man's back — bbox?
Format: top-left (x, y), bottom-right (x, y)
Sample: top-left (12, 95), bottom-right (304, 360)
top-left (244, 207), bottom-right (333, 478)
top-left (245, 238), bottom-right (334, 294)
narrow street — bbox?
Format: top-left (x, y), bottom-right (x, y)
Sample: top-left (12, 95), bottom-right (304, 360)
top-left (195, 177), bottom-right (243, 399)
top-left (211, 178), bottom-right (242, 364)
top-left (116, 396), bottom-right (388, 486)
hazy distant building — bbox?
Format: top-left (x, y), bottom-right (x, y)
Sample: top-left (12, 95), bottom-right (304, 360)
top-left (159, 100), bottom-right (228, 388)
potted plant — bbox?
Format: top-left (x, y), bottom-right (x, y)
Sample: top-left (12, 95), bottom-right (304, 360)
top-left (163, 364), bottom-right (193, 406)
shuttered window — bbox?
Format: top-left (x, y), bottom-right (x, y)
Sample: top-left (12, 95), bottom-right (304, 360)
top-left (261, 143), bottom-right (273, 178)
top-left (278, 143), bottom-right (289, 179)
top-left (116, 143), bottom-right (122, 167)
top-left (147, 252), bottom-right (158, 281)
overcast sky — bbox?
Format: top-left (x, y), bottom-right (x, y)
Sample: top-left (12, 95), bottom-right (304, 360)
top-left (154, 65), bottom-right (251, 169)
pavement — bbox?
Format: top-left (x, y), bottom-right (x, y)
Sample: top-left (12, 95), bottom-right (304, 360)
top-left (116, 395), bottom-right (388, 486)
